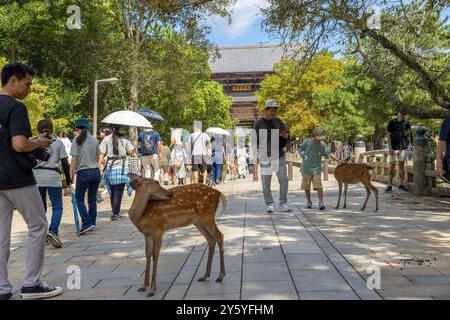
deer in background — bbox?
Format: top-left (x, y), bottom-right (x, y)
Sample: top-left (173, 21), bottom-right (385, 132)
top-left (128, 173), bottom-right (226, 297)
top-left (334, 158), bottom-right (380, 212)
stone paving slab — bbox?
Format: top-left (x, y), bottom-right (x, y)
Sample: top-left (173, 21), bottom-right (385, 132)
top-left (299, 290), bottom-right (359, 300)
top-left (241, 281), bottom-right (298, 300)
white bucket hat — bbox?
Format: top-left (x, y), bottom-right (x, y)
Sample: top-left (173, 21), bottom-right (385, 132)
top-left (265, 99), bottom-right (280, 109)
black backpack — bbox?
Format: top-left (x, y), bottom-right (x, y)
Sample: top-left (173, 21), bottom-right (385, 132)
top-left (141, 132), bottom-right (155, 156)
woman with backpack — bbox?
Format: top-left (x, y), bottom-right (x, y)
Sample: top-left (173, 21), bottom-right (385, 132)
top-left (98, 124), bottom-right (135, 221)
top-left (70, 118), bottom-right (101, 235)
top-left (33, 119), bottom-right (71, 248)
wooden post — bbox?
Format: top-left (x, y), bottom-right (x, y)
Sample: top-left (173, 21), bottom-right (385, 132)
top-left (288, 161), bottom-right (293, 181)
top-left (413, 126), bottom-right (431, 195)
top-left (323, 160), bottom-right (329, 181)
top-left (253, 162), bottom-right (259, 182)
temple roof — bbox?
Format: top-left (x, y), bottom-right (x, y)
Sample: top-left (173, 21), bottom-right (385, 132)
top-left (210, 44), bottom-right (285, 74)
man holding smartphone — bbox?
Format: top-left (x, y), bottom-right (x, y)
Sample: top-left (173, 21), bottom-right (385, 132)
top-left (0, 62), bottom-right (63, 300)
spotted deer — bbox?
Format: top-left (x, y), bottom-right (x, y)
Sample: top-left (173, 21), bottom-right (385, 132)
top-left (334, 159), bottom-right (379, 212)
top-left (128, 173), bottom-right (226, 297)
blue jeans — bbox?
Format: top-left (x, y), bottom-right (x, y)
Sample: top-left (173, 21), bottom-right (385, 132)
top-left (75, 169), bottom-right (101, 228)
top-left (213, 163), bottom-right (222, 182)
top-left (38, 187), bottom-right (63, 235)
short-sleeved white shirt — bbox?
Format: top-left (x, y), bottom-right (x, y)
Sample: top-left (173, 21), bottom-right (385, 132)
top-left (190, 132), bottom-right (210, 156)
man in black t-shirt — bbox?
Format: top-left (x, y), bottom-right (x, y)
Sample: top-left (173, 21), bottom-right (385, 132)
top-left (0, 62), bottom-right (62, 300)
top-left (253, 99), bottom-right (291, 213)
top-left (386, 110), bottom-right (413, 193)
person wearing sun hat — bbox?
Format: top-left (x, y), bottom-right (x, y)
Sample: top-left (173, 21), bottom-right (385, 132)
top-left (70, 117), bottom-right (101, 235)
top-left (299, 128), bottom-right (340, 211)
top-left (253, 99), bottom-right (291, 214)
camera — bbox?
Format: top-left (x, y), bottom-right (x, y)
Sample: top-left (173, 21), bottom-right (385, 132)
top-left (31, 148), bottom-right (51, 162)
top-left (30, 129), bottom-right (53, 163)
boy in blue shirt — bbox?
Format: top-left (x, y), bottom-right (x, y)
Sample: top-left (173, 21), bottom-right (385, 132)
top-left (299, 128), bottom-right (340, 210)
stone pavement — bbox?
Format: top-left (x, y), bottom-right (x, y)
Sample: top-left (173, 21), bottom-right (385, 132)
top-left (6, 170), bottom-right (450, 300)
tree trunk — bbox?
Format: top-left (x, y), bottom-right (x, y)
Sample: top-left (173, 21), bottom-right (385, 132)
top-left (128, 68), bottom-right (139, 147)
top-left (128, 37), bottom-right (140, 147)
top-left (372, 123), bottom-right (383, 149)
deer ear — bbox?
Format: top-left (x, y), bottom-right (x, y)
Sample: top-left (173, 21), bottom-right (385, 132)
top-left (129, 173), bottom-right (144, 183)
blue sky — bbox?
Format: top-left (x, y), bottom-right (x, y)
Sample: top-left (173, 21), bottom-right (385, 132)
top-left (205, 0), bottom-right (276, 46)
top-left (205, 1), bottom-right (449, 49)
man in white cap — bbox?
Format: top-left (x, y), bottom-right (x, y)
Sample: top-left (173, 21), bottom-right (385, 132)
top-left (253, 99), bottom-right (291, 213)
top-left (299, 128), bottom-right (340, 210)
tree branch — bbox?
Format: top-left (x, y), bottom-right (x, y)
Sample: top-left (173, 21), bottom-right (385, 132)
top-left (365, 29), bottom-right (450, 110)
top-left (355, 35), bottom-right (450, 119)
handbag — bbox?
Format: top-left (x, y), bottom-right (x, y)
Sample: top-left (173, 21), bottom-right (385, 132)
top-left (173, 158), bottom-right (182, 169)
top-left (128, 156), bottom-right (144, 176)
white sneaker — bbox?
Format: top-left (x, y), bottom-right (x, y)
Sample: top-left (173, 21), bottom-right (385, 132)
top-left (266, 205), bottom-right (275, 213)
top-left (279, 204), bottom-right (292, 212)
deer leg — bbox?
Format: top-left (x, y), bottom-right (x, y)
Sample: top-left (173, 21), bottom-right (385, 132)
top-left (138, 235), bottom-right (153, 292)
top-left (371, 183), bottom-right (379, 212)
top-left (195, 223), bottom-right (217, 282)
top-left (361, 185), bottom-right (371, 211)
top-left (343, 183), bottom-right (349, 209)
top-left (148, 232), bottom-right (163, 297)
top-left (211, 225), bottom-right (225, 283)
top-left (335, 180), bottom-right (343, 209)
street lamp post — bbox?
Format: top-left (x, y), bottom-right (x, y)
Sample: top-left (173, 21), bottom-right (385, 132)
top-left (93, 77), bottom-right (118, 136)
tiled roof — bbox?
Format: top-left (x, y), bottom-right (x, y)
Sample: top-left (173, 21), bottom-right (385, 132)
top-left (210, 45), bottom-right (285, 74)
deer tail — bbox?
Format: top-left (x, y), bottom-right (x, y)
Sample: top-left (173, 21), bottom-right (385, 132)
top-left (367, 165), bottom-right (376, 178)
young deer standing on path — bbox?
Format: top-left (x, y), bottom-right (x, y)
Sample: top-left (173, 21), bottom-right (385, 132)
top-left (334, 159), bottom-right (380, 212)
top-left (128, 173), bottom-right (226, 297)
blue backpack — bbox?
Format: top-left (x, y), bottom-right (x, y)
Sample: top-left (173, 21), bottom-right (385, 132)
top-left (141, 132), bottom-right (155, 156)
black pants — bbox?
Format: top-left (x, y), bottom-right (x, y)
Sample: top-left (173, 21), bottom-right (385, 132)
top-left (110, 184), bottom-right (125, 216)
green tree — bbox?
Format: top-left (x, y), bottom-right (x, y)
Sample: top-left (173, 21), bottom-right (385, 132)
top-left (0, 1), bottom-right (235, 141)
top-left (111, 0), bottom-right (233, 142)
top-left (1, 56), bottom-right (83, 135)
top-left (256, 53), bottom-right (344, 139)
top-left (180, 80), bottom-right (237, 131)
top-left (262, 0), bottom-right (450, 119)
top-left (312, 63), bottom-right (391, 147)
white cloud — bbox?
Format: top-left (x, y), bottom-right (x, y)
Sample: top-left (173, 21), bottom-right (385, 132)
top-left (208, 0), bottom-right (269, 40)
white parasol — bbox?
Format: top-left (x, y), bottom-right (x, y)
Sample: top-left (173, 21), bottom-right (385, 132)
top-left (101, 111), bottom-right (153, 128)
top-left (206, 127), bottom-right (231, 136)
